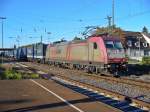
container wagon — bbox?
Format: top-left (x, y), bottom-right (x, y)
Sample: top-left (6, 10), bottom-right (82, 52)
top-left (34, 43), bottom-right (47, 63)
top-left (16, 47), bottom-right (27, 61)
top-left (26, 44), bottom-right (34, 61)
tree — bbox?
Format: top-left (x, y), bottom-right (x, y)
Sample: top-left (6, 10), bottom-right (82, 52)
top-left (93, 26), bottom-right (124, 38)
top-left (92, 26), bottom-right (126, 45)
top-left (73, 36), bottom-right (82, 40)
top-left (142, 26), bottom-right (148, 34)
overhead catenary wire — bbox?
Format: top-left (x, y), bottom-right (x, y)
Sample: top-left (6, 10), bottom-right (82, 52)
top-left (5, 1), bottom-right (150, 46)
top-left (116, 10), bottom-right (150, 21)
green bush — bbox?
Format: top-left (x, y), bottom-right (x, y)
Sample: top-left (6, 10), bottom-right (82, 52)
top-left (12, 73), bottom-right (22, 79)
top-left (30, 73), bottom-right (39, 79)
top-left (0, 68), bottom-right (40, 79)
top-left (22, 73), bottom-right (30, 79)
top-left (2, 69), bottom-right (14, 79)
top-left (142, 56), bottom-right (150, 65)
top-left (1, 69), bottom-right (22, 79)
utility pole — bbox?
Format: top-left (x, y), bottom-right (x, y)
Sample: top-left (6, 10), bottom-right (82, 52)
top-left (105, 16), bottom-right (112, 28)
top-left (112, 0), bottom-right (115, 29)
top-left (16, 35), bottom-right (20, 47)
top-left (105, 16), bottom-right (112, 33)
top-left (0, 17), bottom-right (6, 64)
top-left (47, 32), bottom-right (51, 43)
top-left (40, 35), bottom-right (42, 43)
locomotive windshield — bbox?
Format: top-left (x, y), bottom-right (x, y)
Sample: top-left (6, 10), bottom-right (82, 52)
top-left (105, 41), bottom-right (114, 48)
top-left (105, 40), bottom-right (123, 49)
top-left (114, 41), bottom-right (123, 49)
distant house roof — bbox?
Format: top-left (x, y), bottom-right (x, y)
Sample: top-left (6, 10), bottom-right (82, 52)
top-left (123, 31), bottom-right (150, 43)
top-left (141, 33), bottom-right (150, 45)
top-left (123, 31), bottom-right (150, 49)
top-left (123, 31), bottom-right (141, 37)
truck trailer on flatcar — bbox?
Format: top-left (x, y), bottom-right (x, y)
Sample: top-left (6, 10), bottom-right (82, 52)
top-left (25, 43), bottom-right (47, 63)
top-left (16, 47), bottom-right (27, 61)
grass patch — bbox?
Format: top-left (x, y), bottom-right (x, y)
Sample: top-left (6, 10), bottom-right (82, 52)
top-left (1, 69), bottom-right (22, 79)
top-left (12, 72), bottom-right (22, 79)
top-left (1, 69), bottom-right (40, 80)
top-left (0, 66), bottom-right (41, 80)
top-left (30, 73), bottom-right (39, 79)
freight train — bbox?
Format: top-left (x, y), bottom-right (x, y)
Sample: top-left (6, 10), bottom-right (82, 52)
top-left (5, 43), bottom-right (47, 63)
top-left (5, 34), bottom-right (128, 76)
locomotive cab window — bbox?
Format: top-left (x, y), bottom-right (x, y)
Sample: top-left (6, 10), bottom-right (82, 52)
top-left (93, 42), bottom-right (97, 49)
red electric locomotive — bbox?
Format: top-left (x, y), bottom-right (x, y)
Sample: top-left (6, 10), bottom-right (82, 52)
top-left (45, 34), bottom-right (127, 76)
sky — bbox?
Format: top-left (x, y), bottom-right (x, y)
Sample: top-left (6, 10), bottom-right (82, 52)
top-left (0, 0), bottom-right (150, 48)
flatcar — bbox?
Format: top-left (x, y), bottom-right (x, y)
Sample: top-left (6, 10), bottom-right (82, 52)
top-left (45, 34), bottom-right (128, 76)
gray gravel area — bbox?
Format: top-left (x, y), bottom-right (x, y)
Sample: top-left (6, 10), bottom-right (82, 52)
top-left (128, 75), bottom-right (150, 83)
top-left (66, 75), bottom-right (150, 103)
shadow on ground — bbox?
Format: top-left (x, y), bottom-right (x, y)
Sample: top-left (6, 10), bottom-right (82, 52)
top-left (0, 99), bottom-right (33, 105)
top-left (1, 98), bottom-right (96, 112)
top-left (127, 64), bottom-right (150, 76)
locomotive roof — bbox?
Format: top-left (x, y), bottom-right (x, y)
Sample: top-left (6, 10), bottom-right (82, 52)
top-left (51, 39), bottom-right (88, 46)
top-left (89, 34), bottom-right (120, 41)
top-left (71, 39), bottom-right (87, 44)
top-left (101, 36), bottom-right (120, 41)
top-left (51, 36), bottom-right (121, 46)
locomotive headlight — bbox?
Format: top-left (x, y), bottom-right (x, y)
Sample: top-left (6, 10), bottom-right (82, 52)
top-left (122, 58), bottom-right (127, 62)
top-left (122, 64), bottom-right (126, 67)
top-left (107, 65), bottom-right (111, 68)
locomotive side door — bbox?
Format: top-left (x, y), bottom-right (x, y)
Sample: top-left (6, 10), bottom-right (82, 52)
top-left (88, 42), bottom-right (94, 62)
top-left (88, 42), bottom-right (100, 63)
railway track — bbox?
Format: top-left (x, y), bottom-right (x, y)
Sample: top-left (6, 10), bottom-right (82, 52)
top-left (22, 62), bottom-right (150, 89)
top-left (89, 74), bottom-right (150, 89)
top-left (6, 58), bottom-right (149, 89)
top-left (53, 75), bottom-right (150, 111)
top-left (16, 62), bottom-right (150, 111)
